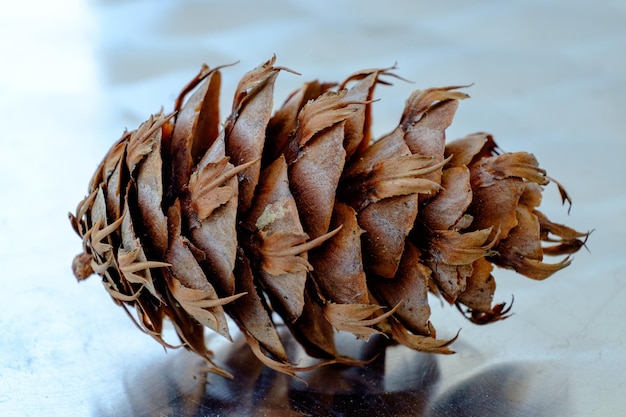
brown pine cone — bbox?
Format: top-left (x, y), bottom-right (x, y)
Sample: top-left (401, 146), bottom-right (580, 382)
top-left (69, 57), bottom-right (588, 377)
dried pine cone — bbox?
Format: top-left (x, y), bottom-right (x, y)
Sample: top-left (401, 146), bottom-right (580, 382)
top-left (70, 57), bottom-right (588, 377)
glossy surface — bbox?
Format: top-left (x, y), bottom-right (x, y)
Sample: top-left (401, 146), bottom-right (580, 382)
top-left (99, 332), bottom-right (571, 417)
top-left (1, 1), bottom-right (624, 416)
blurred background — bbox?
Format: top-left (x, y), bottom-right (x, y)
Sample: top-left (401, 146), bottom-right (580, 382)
top-left (1, 0), bottom-right (624, 415)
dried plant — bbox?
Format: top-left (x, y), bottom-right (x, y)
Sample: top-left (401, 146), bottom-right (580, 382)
top-left (70, 57), bottom-right (588, 377)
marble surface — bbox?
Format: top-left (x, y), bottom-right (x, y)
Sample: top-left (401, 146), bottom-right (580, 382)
top-left (1, 0), bottom-right (625, 416)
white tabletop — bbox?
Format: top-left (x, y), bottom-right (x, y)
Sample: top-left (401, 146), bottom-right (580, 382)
top-left (1, 1), bottom-right (624, 416)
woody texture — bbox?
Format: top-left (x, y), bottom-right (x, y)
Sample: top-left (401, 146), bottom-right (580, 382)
top-left (70, 57), bottom-right (588, 377)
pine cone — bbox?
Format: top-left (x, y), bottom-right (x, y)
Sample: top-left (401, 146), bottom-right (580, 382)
top-left (69, 57), bottom-right (588, 377)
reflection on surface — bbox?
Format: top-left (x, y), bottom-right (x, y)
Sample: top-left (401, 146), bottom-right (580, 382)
top-left (114, 332), bottom-right (568, 417)
top-left (429, 362), bottom-right (569, 417)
